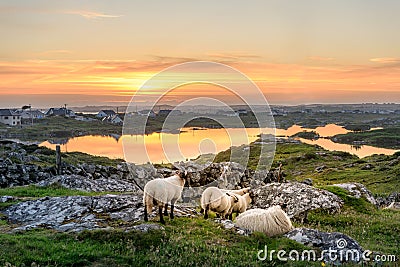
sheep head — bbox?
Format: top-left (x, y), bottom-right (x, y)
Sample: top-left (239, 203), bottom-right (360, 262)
top-left (175, 169), bottom-right (188, 180)
top-left (248, 189), bottom-right (256, 201)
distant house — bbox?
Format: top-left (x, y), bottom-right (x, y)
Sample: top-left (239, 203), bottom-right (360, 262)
top-left (137, 109), bottom-right (156, 117)
top-left (20, 109), bottom-right (45, 119)
top-left (0, 109), bottom-right (21, 126)
top-left (46, 108), bottom-right (75, 117)
top-left (96, 110), bottom-right (116, 118)
top-left (102, 114), bottom-right (123, 124)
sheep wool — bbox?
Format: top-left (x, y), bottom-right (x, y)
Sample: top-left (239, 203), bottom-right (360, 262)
top-left (235, 206), bottom-right (293, 237)
top-left (201, 187), bottom-right (239, 219)
top-left (143, 171), bottom-right (186, 224)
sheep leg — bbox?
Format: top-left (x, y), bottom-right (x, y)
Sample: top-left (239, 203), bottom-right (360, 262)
top-left (170, 204), bottom-right (175, 219)
top-left (144, 207), bottom-right (148, 222)
top-left (204, 205), bottom-right (209, 219)
top-left (170, 198), bottom-right (177, 219)
top-left (164, 203), bottom-right (168, 216)
top-left (228, 213), bottom-right (233, 220)
top-left (159, 205), bottom-right (165, 224)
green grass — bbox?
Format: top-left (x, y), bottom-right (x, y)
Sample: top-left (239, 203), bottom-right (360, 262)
top-left (0, 218), bottom-right (318, 267)
top-left (306, 205), bottom-right (400, 257)
top-left (0, 184), bottom-right (104, 198)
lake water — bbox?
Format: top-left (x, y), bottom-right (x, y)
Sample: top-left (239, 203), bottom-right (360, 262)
top-left (40, 124), bottom-right (398, 163)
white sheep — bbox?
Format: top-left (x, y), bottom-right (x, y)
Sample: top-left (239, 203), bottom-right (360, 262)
top-left (201, 187), bottom-right (239, 219)
top-left (235, 206), bottom-right (293, 237)
top-left (143, 170), bottom-right (186, 224)
top-left (199, 187), bottom-right (250, 214)
top-left (228, 192), bottom-right (252, 220)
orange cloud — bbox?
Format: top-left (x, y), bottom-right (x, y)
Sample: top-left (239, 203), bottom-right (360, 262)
top-left (0, 57), bottom-right (399, 107)
top-left (64, 10), bottom-right (123, 19)
top-left (370, 57), bottom-right (400, 63)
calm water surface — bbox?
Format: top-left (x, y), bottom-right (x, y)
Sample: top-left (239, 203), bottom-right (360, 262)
top-left (40, 124), bottom-right (398, 163)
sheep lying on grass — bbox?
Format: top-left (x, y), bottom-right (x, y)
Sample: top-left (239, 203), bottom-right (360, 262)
top-left (228, 193), bottom-right (252, 220)
top-left (235, 206), bottom-right (293, 237)
top-left (201, 187), bottom-right (239, 219)
top-left (143, 170), bottom-right (187, 224)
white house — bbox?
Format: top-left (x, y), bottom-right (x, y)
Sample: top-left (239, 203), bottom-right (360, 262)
top-left (46, 108), bottom-right (75, 117)
top-left (0, 109), bottom-right (21, 126)
top-left (96, 110), bottom-right (116, 118)
top-left (102, 114), bottom-right (123, 124)
top-left (20, 109), bottom-right (45, 119)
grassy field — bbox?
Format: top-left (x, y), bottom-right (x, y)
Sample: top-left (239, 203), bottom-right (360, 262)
top-left (0, 142), bottom-right (399, 266)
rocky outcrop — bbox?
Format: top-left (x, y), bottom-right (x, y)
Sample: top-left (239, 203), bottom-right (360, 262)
top-left (36, 175), bottom-right (140, 192)
top-left (285, 228), bottom-right (364, 263)
top-left (0, 195), bottom-right (14, 203)
top-left (333, 183), bottom-right (377, 205)
top-left (376, 192), bottom-right (400, 208)
top-left (3, 194), bottom-right (199, 232)
top-left (251, 182), bottom-right (344, 220)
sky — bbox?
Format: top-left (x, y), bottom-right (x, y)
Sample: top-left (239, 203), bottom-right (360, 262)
top-left (1, 0), bottom-right (399, 108)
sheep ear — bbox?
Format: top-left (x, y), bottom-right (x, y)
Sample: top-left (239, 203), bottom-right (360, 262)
top-left (175, 170), bottom-right (181, 175)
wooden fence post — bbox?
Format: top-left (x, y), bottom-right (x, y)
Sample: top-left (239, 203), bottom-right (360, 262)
top-left (56, 145), bottom-right (61, 175)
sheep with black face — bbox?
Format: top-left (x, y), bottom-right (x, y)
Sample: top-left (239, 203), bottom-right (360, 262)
top-left (143, 170), bottom-right (187, 224)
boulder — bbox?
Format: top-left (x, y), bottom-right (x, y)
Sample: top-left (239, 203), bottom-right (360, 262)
top-left (3, 194), bottom-right (200, 232)
top-left (333, 183), bottom-right (377, 205)
top-left (285, 228), bottom-right (364, 263)
top-left (251, 182), bottom-right (344, 220)
top-left (0, 195), bottom-right (14, 203)
top-left (36, 174), bottom-right (140, 192)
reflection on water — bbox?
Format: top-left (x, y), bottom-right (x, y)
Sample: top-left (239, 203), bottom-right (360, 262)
top-left (40, 124), bottom-right (398, 163)
top-left (298, 138), bottom-right (397, 158)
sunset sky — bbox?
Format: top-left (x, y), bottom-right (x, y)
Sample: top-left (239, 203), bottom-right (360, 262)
top-left (1, 0), bottom-right (399, 108)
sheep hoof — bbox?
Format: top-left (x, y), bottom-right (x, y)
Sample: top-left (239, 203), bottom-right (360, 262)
top-left (170, 214), bottom-right (174, 219)
top-left (160, 219), bottom-right (166, 225)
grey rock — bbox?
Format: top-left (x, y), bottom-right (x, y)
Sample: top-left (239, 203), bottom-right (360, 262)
top-left (285, 228), bottom-right (364, 263)
top-left (315, 165), bottom-right (326, 173)
top-left (252, 182), bottom-right (343, 220)
top-left (333, 183), bottom-right (377, 205)
top-left (0, 195), bottom-right (14, 203)
top-left (360, 164), bottom-right (374, 170)
top-left (302, 178), bottom-right (313, 186)
top-left (3, 193), bottom-right (200, 232)
top-left (36, 175), bottom-right (140, 192)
